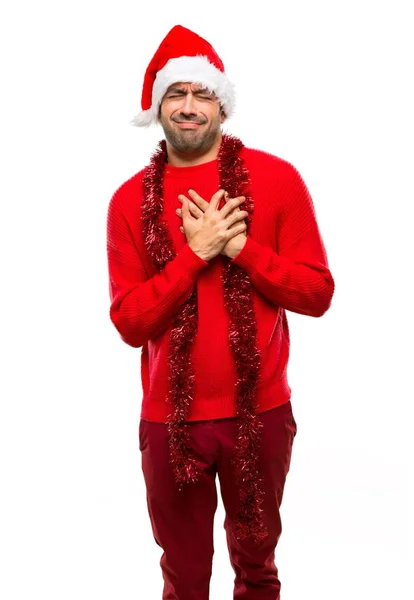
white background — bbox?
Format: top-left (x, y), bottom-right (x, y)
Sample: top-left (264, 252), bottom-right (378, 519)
top-left (1, 1), bottom-right (412, 598)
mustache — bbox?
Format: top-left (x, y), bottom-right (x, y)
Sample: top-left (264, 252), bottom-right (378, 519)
top-left (172, 115), bottom-right (207, 125)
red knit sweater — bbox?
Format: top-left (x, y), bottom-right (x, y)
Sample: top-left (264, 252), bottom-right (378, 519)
top-left (106, 146), bottom-right (334, 422)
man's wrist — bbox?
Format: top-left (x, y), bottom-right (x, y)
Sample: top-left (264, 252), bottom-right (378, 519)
top-left (188, 243), bottom-right (210, 262)
top-left (228, 237), bottom-right (247, 260)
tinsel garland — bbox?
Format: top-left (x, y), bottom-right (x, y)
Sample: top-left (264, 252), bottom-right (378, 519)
top-left (141, 133), bottom-right (268, 544)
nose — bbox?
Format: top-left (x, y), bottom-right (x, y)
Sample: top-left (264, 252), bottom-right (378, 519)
top-left (181, 92), bottom-right (198, 115)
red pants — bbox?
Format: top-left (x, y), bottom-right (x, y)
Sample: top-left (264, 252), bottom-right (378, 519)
top-left (139, 400), bottom-right (297, 600)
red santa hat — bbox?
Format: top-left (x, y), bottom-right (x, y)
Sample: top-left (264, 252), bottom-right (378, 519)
top-left (130, 25), bottom-right (236, 127)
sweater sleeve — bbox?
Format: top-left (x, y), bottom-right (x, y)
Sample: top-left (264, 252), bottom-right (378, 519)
top-left (106, 191), bottom-right (209, 348)
top-left (231, 165), bottom-right (334, 317)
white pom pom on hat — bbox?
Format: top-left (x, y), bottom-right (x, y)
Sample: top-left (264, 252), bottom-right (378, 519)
top-left (130, 25), bottom-right (236, 127)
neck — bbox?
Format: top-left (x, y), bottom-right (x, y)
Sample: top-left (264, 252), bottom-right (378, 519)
top-left (165, 132), bottom-right (222, 167)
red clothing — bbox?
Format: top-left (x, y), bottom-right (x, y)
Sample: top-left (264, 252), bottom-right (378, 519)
top-left (139, 401), bottom-right (297, 598)
top-left (106, 146), bottom-right (334, 422)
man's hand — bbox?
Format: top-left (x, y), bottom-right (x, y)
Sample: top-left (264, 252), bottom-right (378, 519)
top-left (178, 189), bottom-right (248, 262)
top-left (176, 189), bottom-right (248, 259)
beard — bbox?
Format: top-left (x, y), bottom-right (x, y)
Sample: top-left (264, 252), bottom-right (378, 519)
top-left (159, 112), bottom-right (222, 155)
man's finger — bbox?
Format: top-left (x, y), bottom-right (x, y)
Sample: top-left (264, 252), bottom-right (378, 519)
top-left (188, 189), bottom-right (209, 212)
top-left (225, 192), bottom-right (244, 211)
top-left (178, 194), bottom-right (204, 219)
top-left (208, 189), bottom-right (225, 212)
top-left (181, 197), bottom-right (191, 221)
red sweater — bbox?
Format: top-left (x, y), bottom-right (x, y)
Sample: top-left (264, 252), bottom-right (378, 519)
top-left (106, 146), bottom-right (334, 422)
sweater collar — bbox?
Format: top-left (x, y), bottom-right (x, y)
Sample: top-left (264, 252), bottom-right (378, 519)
top-left (164, 158), bottom-right (218, 178)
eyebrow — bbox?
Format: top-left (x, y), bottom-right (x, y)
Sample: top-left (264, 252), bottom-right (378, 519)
top-left (166, 87), bottom-right (215, 95)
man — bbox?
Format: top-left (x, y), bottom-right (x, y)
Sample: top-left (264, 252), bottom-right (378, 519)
top-left (106, 24), bottom-right (335, 600)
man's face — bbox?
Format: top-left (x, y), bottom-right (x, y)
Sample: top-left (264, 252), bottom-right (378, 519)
top-left (158, 82), bottom-right (225, 154)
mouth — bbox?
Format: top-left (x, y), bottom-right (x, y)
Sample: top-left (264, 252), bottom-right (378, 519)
top-left (174, 121), bottom-right (203, 129)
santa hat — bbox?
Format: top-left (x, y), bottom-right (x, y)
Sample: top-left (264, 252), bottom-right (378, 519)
top-left (130, 25), bottom-right (236, 127)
